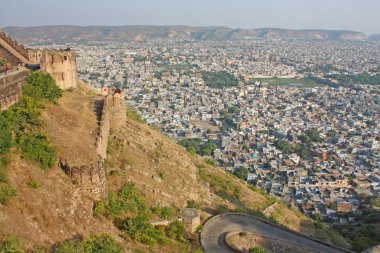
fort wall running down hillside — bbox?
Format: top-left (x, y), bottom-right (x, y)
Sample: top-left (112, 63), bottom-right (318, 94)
top-left (96, 87), bottom-right (127, 159)
top-left (101, 86), bottom-right (127, 130)
top-left (0, 69), bottom-right (29, 110)
top-left (0, 31), bottom-right (30, 64)
top-left (58, 86), bottom-right (126, 201)
top-left (59, 159), bottom-right (107, 201)
top-left (96, 98), bottom-right (110, 161)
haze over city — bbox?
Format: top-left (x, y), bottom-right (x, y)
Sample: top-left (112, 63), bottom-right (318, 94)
top-left (1, 1), bottom-right (380, 253)
top-left (1, 0), bottom-right (380, 34)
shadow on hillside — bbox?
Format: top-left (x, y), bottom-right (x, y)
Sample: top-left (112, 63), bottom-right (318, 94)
top-left (94, 99), bottom-right (104, 125)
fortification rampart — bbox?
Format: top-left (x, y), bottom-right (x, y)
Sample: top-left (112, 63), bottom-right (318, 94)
top-left (96, 98), bottom-right (110, 160)
top-left (95, 87), bottom-right (126, 159)
top-left (59, 159), bottom-right (107, 201)
top-left (0, 31), bottom-right (29, 61)
top-left (0, 69), bottom-right (29, 110)
top-left (59, 86), bottom-right (127, 200)
top-left (101, 87), bottom-right (127, 130)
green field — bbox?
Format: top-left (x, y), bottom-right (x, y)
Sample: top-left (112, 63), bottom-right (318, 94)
top-left (250, 77), bottom-right (324, 88)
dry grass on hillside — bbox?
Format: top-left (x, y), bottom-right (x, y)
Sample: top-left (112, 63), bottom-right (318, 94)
top-left (0, 85), bottom-right (349, 251)
top-left (0, 155), bottom-right (126, 251)
top-left (41, 88), bottom-right (101, 166)
top-left (106, 113), bottom-right (317, 235)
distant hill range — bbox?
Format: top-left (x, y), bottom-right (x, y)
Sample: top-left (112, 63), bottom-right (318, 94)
top-left (1, 25), bottom-right (373, 43)
top-left (369, 34), bottom-right (380, 41)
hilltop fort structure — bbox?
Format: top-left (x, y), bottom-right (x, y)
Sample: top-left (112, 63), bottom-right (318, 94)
top-left (0, 31), bottom-right (78, 110)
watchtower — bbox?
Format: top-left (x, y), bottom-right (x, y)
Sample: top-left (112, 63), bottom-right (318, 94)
top-left (40, 50), bottom-right (78, 90)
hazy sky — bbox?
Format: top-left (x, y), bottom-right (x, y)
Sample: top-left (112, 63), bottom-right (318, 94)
top-left (1, 0), bottom-right (379, 34)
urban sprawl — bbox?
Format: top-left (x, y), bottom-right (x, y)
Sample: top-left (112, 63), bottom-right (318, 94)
top-left (40, 38), bottom-right (380, 225)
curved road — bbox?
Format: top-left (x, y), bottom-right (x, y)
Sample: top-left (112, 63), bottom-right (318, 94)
top-left (200, 213), bottom-right (351, 253)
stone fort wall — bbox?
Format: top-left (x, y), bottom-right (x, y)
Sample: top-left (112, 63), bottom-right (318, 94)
top-left (96, 97), bottom-right (110, 160)
top-left (0, 31), bottom-right (78, 111)
top-left (0, 31), bottom-right (78, 90)
top-left (60, 86), bottom-right (126, 200)
top-left (0, 31), bottom-right (29, 64)
top-left (0, 70), bottom-right (29, 110)
top-left (39, 49), bottom-right (78, 90)
top-left (101, 87), bottom-right (127, 130)
top-left (59, 159), bottom-right (107, 201)
top-left (95, 87), bottom-right (127, 159)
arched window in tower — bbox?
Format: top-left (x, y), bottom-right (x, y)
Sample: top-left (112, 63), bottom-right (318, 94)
top-left (64, 56), bottom-right (68, 61)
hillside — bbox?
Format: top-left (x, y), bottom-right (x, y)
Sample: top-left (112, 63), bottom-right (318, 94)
top-left (2, 25), bottom-right (368, 43)
top-left (0, 83), bottom-right (350, 252)
top-left (369, 34), bottom-right (380, 41)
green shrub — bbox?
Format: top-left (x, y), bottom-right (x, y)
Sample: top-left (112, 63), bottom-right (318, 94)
top-left (0, 184), bottom-right (17, 204)
top-left (0, 236), bottom-right (24, 253)
top-left (152, 205), bottom-right (176, 220)
top-left (54, 239), bottom-right (80, 253)
top-left (93, 200), bottom-right (107, 217)
top-left (167, 220), bottom-right (185, 241)
top-left (107, 182), bottom-right (149, 217)
top-left (126, 109), bottom-right (146, 123)
top-left (0, 116), bottom-right (13, 155)
top-left (81, 234), bottom-right (124, 253)
top-left (134, 233), bottom-right (157, 246)
top-left (249, 247), bottom-right (270, 253)
top-left (17, 132), bottom-right (56, 170)
top-left (33, 246), bottom-right (49, 253)
top-left (203, 158), bottom-right (216, 167)
top-left (351, 237), bottom-right (374, 253)
top-left (54, 234), bottom-right (124, 253)
top-left (23, 72), bottom-right (62, 103)
top-left (0, 72), bottom-right (60, 171)
top-left (121, 216), bottom-right (169, 246)
top-left (197, 166), bottom-right (242, 200)
top-left (27, 180), bottom-right (41, 189)
top-left (186, 199), bottom-right (202, 209)
top-left (0, 156), bottom-right (9, 183)
top-left (0, 58), bottom-right (7, 66)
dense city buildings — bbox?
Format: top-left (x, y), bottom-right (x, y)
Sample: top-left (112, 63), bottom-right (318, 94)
top-left (48, 37), bottom-right (380, 224)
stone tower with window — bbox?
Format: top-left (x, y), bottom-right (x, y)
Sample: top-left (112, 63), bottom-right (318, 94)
top-left (39, 50), bottom-right (78, 90)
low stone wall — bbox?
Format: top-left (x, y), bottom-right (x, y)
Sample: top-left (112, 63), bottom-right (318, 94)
top-left (225, 232), bottom-right (320, 253)
top-left (59, 159), bottom-right (107, 201)
top-left (0, 69), bottom-right (29, 110)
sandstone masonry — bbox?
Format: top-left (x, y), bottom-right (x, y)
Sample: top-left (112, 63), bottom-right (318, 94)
top-left (0, 31), bottom-right (78, 91)
top-left (59, 159), bottom-right (107, 201)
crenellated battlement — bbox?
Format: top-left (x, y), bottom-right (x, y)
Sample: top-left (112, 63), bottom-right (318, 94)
top-left (0, 30), bottom-right (78, 91)
top-left (0, 31), bottom-right (29, 62)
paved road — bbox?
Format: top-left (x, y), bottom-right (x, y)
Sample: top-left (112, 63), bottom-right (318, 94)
top-left (200, 213), bottom-right (350, 253)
